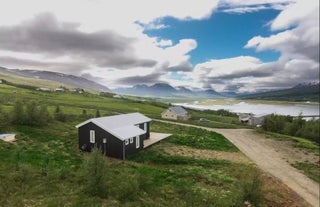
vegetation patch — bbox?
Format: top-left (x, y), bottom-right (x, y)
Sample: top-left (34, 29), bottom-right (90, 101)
top-left (0, 83), bottom-right (283, 206)
top-left (292, 162), bottom-right (320, 183)
top-left (262, 114), bottom-right (319, 145)
top-left (152, 122), bottom-right (238, 151)
top-left (258, 129), bottom-right (319, 153)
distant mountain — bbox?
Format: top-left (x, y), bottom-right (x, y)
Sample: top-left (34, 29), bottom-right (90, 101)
top-left (0, 66), bottom-right (110, 92)
top-left (114, 83), bottom-right (223, 98)
top-left (239, 82), bottom-right (320, 102)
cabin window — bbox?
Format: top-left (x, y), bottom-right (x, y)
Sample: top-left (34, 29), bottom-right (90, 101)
top-left (125, 139), bottom-right (129, 145)
top-left (144, 122), bottom-right (147, 130)
top-left (136, 135), bottom-right (139, 148)
top-left (130, 137), bottom-right (133, 143)
top-left (90, 130), bottom-right (95, 143)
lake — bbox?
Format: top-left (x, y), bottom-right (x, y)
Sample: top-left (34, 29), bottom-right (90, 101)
top-left (175, 101), bottom-right (320, 117)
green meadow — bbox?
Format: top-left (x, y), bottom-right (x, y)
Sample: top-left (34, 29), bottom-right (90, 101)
top-left (0, 84), bottom-right (271, 206)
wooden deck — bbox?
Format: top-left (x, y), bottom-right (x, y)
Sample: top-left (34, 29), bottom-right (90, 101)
top-left (144, 132), bottom-right (171, 148)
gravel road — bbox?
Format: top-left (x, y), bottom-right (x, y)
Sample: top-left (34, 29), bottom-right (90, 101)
top-left (155, 120), bottom-right (320, 207)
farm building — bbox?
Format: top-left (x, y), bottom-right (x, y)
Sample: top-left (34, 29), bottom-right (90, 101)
top-left (76, 112), bottom-right (151, 159)
top-left (239, 113), bottom-right (268, 126)
top-left (161, 106), bottom-right (191, 120)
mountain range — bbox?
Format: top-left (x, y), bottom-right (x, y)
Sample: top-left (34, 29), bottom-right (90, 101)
top-left (1, 66), bottom-right (318, 101)
top-left (0, 66), bottom-right (110, 92)
top-left (113, 83), bottom-right (223, 98)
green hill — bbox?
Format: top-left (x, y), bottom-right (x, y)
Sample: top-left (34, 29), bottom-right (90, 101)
top-left (239, 83), bottom-right (319, 102)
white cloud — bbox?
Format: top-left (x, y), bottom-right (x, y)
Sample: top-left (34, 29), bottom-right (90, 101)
top-left (218, 0), bottom-right (295, 13)
top-left (245, 0), bottom-right (319, 63)
top-left (155, 39), bottom-right (173, 47)
top-left (0, 0), bottom-right (212, 88)
top-left (221, 5), bottom-right (269, 14)
top-left (0, 0), bottom-right (318, 92)
top-left (270, 0), bottom-right (319, 30)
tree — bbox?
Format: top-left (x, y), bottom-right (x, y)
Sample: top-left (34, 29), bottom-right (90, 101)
top-left (95, 109), bottom-right (100, 118)
top-left (12, 99), bottom-right (25, 125)
top-left (39, 105), bottom-right (52, 126)
top-left (25, 101), bottom-right (39, 126)
top-left (80, 147), bottom-right (107, 198)
top-left (54, 105), bottom-right (66, 122)
top-left (0, 106), bottom-right (9, 132)
top-left (55, 105), bottom-right (60, 113)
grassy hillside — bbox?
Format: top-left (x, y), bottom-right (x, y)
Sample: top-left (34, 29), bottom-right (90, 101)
top-left (0, 70), bottom-right (104, 94)
top-left (0, 83), bottom-right (297, 206)
top-left (0, 71), bottom-right (77, 90)
top-left (239, 83), bottom-right (319, 102)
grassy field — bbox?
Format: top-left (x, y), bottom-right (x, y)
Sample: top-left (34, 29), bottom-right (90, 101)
top-left (0, 120), bottom-right (265, 207)
top-left (2, 83), bottom-right (317, 206)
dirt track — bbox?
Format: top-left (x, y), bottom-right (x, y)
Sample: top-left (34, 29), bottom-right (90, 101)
top-left (155, 120), bottom-right (320, 207)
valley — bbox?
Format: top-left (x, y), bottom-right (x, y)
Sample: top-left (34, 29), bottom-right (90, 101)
top-left (0, 83), bottom-right (319, 206)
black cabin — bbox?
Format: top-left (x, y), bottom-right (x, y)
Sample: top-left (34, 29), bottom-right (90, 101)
top-left (76, 112), bottom-right (151, 159)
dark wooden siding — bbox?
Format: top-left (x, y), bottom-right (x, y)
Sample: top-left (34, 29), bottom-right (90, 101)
top-left (124, 135), bottom-right (144, 157)
top-left (78, 122), bottom-right (124, 159)
top-left (137, 121), bottom-right (151, 139)
top-left (146, 122), bottom-right (150, 138)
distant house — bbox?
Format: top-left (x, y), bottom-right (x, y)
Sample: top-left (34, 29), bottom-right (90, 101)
top-left (37, 87), bottom-right (51, 92)
top-left (113, 94), bottom-right (122, 98)
top-left (161, 106), bottom-right (191, 120)
top-left (76, 112), bottom-right (151, 159)
top-left (70, 88), bottom-right (84, 93)
top-left (55, 88), bottom-right (65, 92)
top-left (239, 113), bottom-right (268, 126)
top-left (0, 79), bottom-right (2, 84)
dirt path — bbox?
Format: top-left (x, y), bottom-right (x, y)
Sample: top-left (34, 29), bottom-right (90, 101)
top-left (154, 119), bottom-right (320, 207)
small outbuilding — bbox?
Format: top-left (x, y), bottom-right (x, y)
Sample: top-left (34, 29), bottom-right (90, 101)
top-left (76, 112), bottom-right (151, 159)
top-left (0, 134), bottom-right (16, 142)
top-left (161, 106), bottom-right (191, 121)
top-left (239, 113), bottom-right (268, 126)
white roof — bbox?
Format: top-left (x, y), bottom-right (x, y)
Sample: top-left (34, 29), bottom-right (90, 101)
top-left (168, 106), bottom-right (188, 116)
top-left (76, 112), bottom-right (151, 141)
top-left (112, 125), bottom-right (146, 140)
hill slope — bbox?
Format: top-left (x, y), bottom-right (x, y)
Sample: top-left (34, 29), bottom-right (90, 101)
top-left (0, 66), bottom-right (110, 92)
top-left (239, 83), bottom-right (319, 102)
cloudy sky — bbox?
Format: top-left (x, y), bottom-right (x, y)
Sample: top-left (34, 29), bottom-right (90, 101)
top-left (0, 0), bottom-right (319, 92)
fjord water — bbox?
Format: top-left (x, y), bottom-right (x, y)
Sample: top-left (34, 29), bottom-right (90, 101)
top-left (177, 101), bottom-right (320, 117)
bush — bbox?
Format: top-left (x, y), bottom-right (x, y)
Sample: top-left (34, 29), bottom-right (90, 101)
top-left (0, 106), bottom-right (9, 132)
top-left (54, 105), bottom-right (67, 122)
top-left (80, 147), bottom-right (107, 198)
top-left (262, 114), bottom-right (319, 144)
top-left (10, 100), bottom-right (52, 126)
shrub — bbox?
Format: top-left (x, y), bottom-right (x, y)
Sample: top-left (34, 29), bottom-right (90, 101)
top-left (54, 105), bottom-right (67, 122)
top-left (80, 147), bottom-right (107, 198)
top-left (11, 99), bottom-right (25, 125)
top-left (262, 114), bottom-right (319, 144)
top-left (0, 106), bottom-right (9, 132)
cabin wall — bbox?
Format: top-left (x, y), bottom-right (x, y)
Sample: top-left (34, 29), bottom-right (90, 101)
top-left (78, 122), bottom-right (124, 159)
top-left (161, 110), bottom-right (178, 120)
top-left (177, 115), bottom-right (191, 121)
top-left (124, 135), bottom-right (144, 158)
top-left (137, 122), bottom-right (150, 139)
